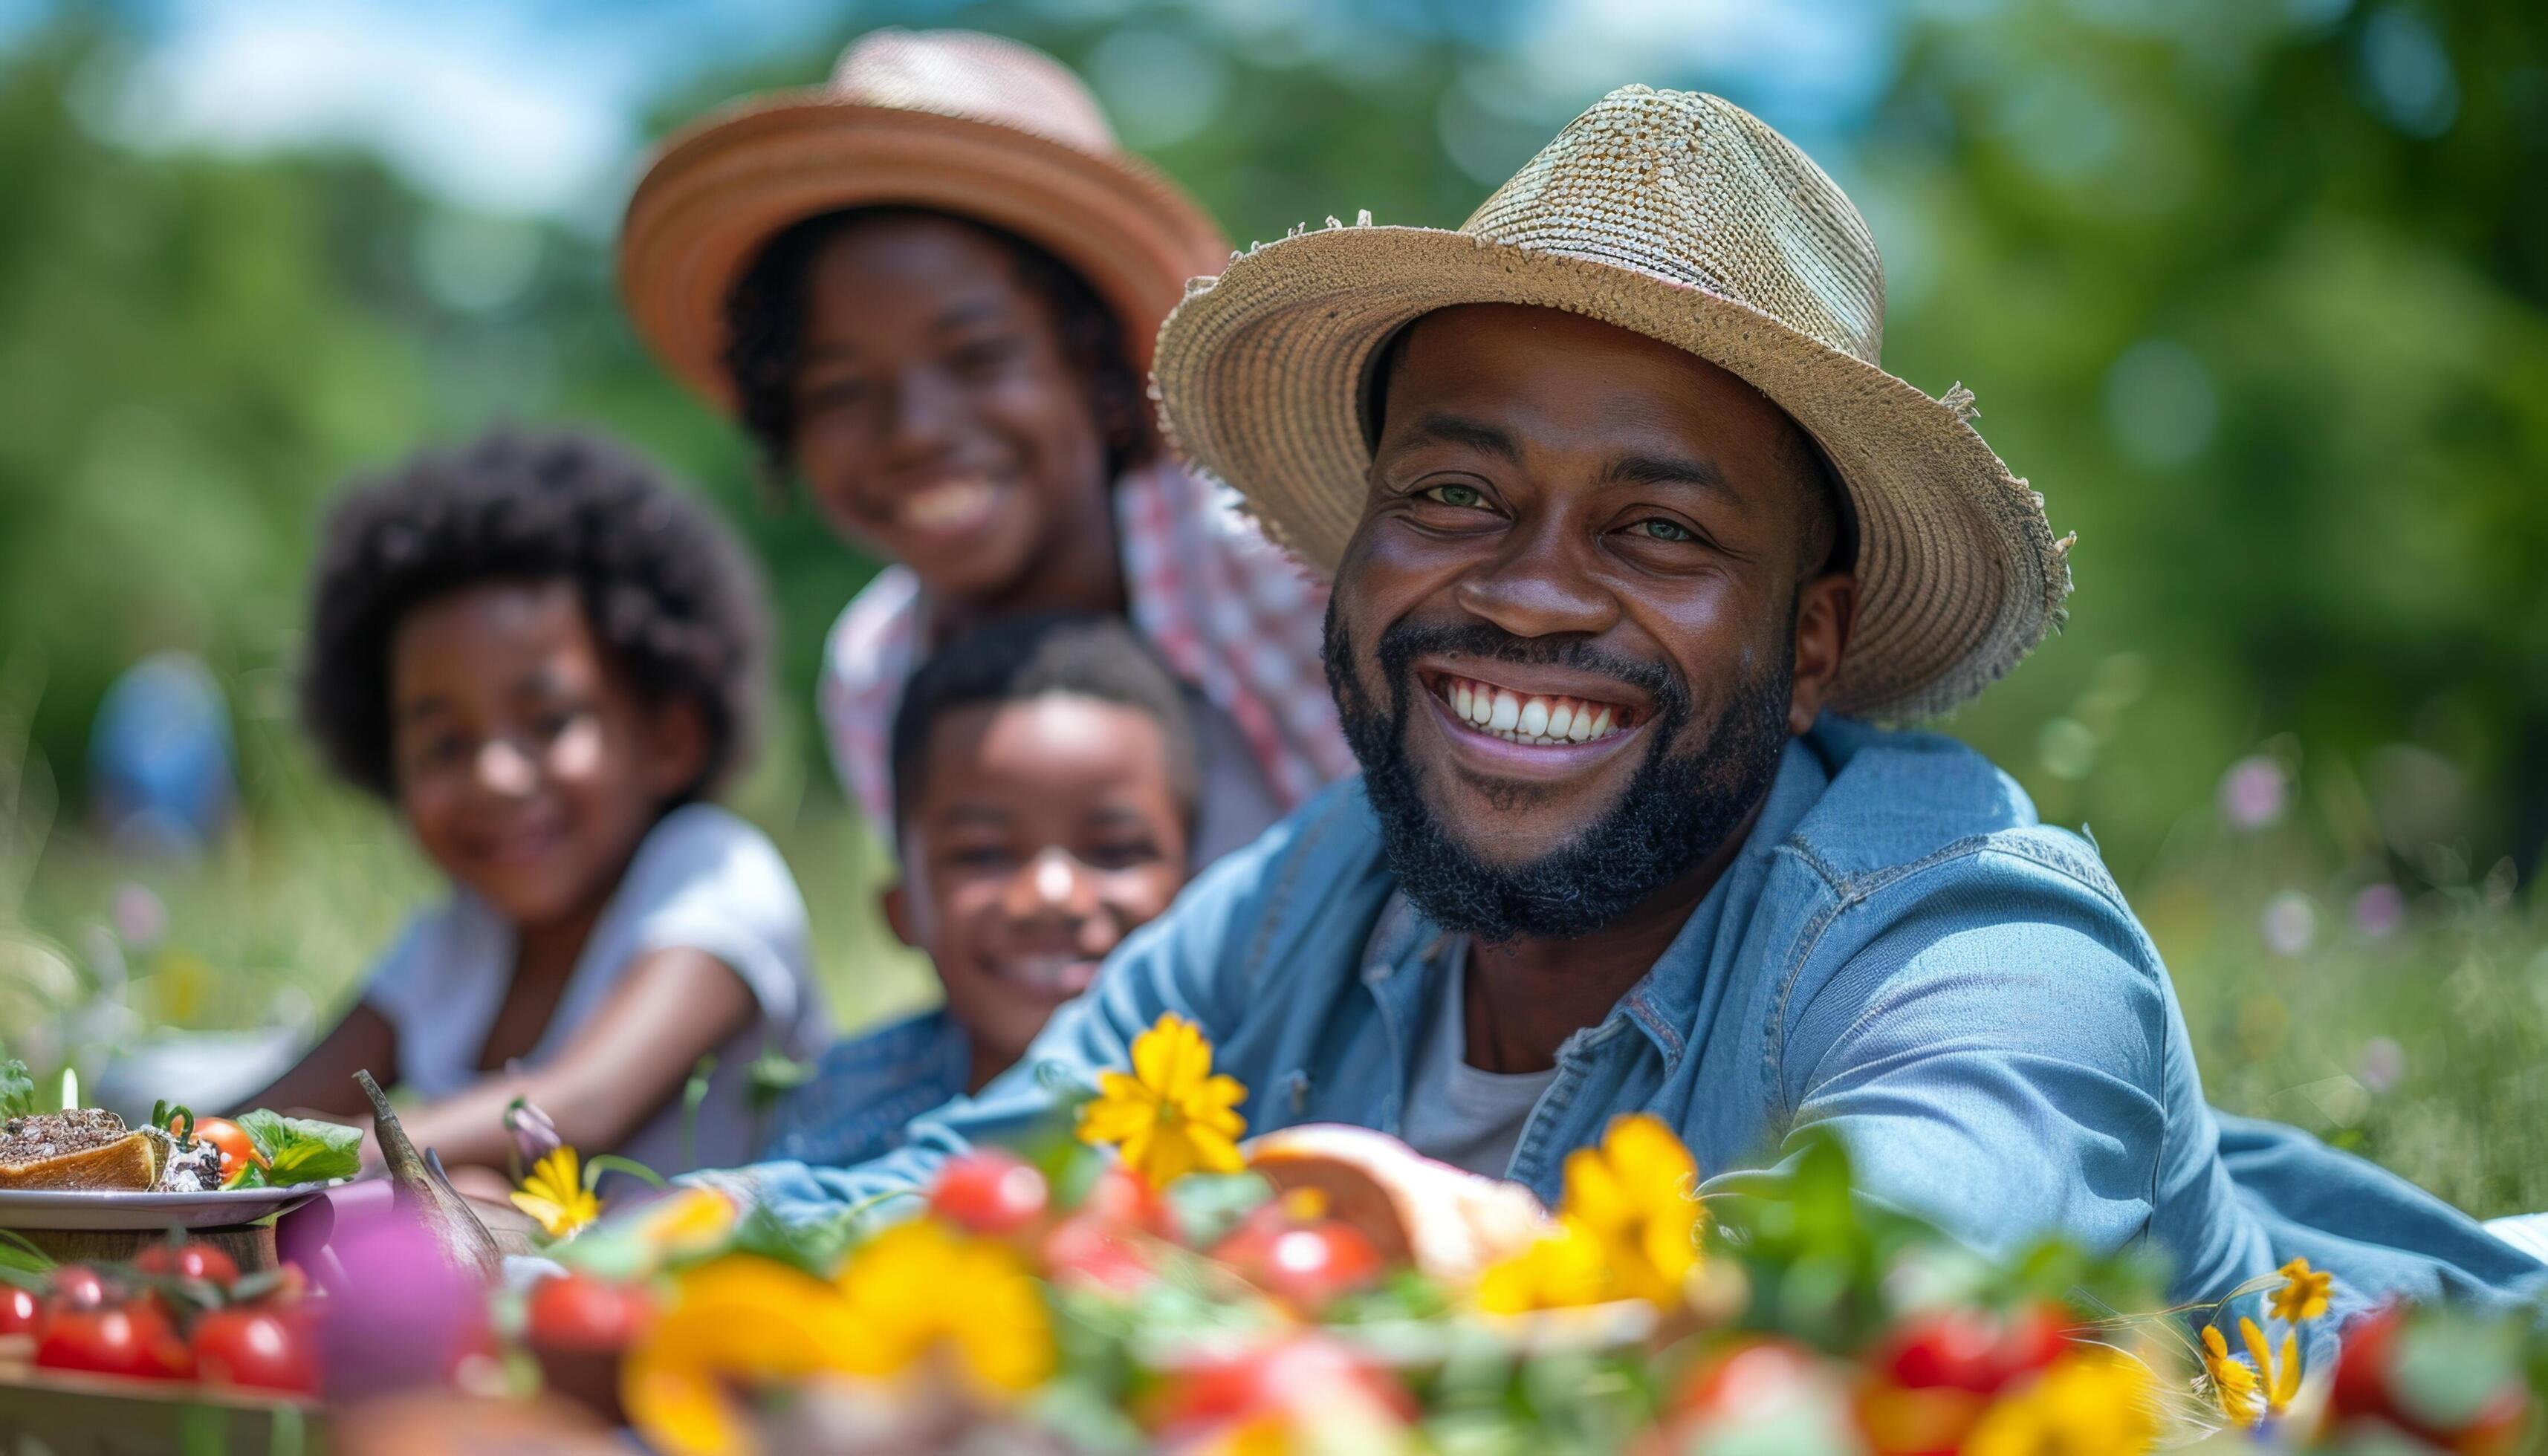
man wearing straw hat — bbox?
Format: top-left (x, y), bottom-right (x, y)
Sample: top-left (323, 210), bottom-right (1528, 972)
top-left (719, 85), bottom-right (2546, 1323)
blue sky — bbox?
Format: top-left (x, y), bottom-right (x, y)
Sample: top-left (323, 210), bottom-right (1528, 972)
top-left (6, 0), bottom-right (1908, 225)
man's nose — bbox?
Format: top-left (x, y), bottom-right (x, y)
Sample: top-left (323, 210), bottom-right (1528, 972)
top-left (1450, 513), bottom-right (1618, 639)
top-left (473, 738), bottom-right (538, 797)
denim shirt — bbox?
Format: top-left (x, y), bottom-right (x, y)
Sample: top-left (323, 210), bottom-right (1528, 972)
top-left (715, 718), bottom-right (2545, 1329)
top-left (756, 1010), bottom-right (970, 1169)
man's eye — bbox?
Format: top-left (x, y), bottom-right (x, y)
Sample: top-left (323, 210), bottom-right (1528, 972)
top-left (1633, 519), bottom-right (1696, 542)
top-left (947, 845), bottom-right (1014, 869)
top-left (1421, 484), bottom-right (1488, 510)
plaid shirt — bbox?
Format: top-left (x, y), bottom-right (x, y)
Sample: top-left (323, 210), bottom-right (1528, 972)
top-left (818, 458), bottom-right (1355, 829)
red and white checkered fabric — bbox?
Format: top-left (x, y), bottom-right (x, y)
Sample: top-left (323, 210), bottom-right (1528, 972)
top-left (818, 459), bottom-right (1355, 828)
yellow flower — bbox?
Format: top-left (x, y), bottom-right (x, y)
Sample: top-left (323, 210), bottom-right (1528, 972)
top-left (2240, 1315), bottom-right (2304, 1420)
top-left (1475, 1216), bottom-right (1612, 1314)
top-left (628, 1186), bottom-right (741, 1261)
top-left (1558, 1113), bottom-right (1702, 1306)
top-left (510, 1145), bottom-right (600, 1239)
top-left (834, 1219), bottom-right (1054, 1395)
top-left (1075, 1013), bottom-right (1248, 1188)
top-left (2201, 1323), bottom-right (2262, 1426)
top-left (2269, 1256), bottom-right (2333, 1325)
top-left (1965, 1348), bottom-right (2159, 1456)
top-left (624, 1255), bottom-right (867, 1456)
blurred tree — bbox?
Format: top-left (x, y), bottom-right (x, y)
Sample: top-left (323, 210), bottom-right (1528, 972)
top-left (3, 0), bottom-right (2544, 895)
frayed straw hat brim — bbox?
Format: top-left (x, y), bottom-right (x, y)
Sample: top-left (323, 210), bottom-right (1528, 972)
top-left (621, 93), bottom-right (1229, 412)
top-left (1153, 223), bottom-right (2071, 723)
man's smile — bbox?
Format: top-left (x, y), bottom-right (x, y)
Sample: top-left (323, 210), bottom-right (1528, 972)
top-left (1412, 657), bottom-right (1653, 779)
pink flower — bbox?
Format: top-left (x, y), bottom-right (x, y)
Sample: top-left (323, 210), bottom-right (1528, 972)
top-left (2260, 892), bottom-right (2317, 958)
top-left (2356, 1036), bottom-right (2405, 1093)
top-left (2217, 757), bottom-right (2288, 831)
top-left (2352, 883), bottom-right (2405, 938)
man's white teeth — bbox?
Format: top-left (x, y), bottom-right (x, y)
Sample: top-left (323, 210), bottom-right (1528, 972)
top-left (901, 478), bottom-right (995, 531)
top-left (1439, 676), bottom-right (1630, 746)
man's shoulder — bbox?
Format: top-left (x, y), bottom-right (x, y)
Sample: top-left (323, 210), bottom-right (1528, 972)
top-left (1135, 775), bottom-right (1393, 989)
top-left (1783, 718), bottom-right (2126, 914)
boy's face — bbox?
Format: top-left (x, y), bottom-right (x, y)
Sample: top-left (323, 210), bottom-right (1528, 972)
top-left (787, 214), bottom-right (1112, 607)
top-left (890, 694), bottom-right (1190, 1077)
top-left (389, 581), bottom-right (703, 932)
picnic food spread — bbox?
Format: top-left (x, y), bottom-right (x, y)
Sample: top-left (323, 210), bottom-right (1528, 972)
top-left (0, 1058), bottom-right (361, 1199)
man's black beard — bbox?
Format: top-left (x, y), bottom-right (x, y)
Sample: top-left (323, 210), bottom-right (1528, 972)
top-left (1324, 605), bottom-right (1794, 944)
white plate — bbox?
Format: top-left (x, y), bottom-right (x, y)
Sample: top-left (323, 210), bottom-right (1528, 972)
top-left (0, 1178), bottom-right (356, 1231)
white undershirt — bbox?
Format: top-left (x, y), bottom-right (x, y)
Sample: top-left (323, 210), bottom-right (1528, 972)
top-left (1399, 943), bottom-right (1560, 1180)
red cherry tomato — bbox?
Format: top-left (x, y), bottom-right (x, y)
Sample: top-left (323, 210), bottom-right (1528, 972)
top-left (1043, 1212), bottom-right (1159, 1294)
top-left (178, 1116), bottom-right (263, 1183)
top-left (36, 1301), bottom-right (193, 1380)
top-left (1080, 1164), bottom-right (1174, 1235)
top-left (133, 1240), bottom-right (241, 1290)
top-left (524, 1271), bottom-right (655, 1353)
top-left (1878, 1304), bottom-right (2068, 1394)
top-left (0, 1284), bottom-right (42, 1338)
top-left (1210, 1205), bottom-right (1385, 1313)
top-left (1152, 1335), bottom-right (1415, 1434)
top-left (928, 1151), bottom-right (1050, 1236)
top-left (2331, 1302), bottom-right (2532, 1456)
top-left (46, 1265), bottom-right (114, 1313)
top-left (192, 1306), bottom-right (319, 1395)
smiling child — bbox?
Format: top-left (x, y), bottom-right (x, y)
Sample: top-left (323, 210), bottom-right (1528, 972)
top-left (620, 29), bottom-right (1352, 868)
top-left (239, 429), bottom-right (825, 1178)
top-left (760, 612), bottom-right (1194, 1166)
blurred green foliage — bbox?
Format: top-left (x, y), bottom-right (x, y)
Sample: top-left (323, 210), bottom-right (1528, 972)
top-left (0, 4), bottom-right (2544, 1203)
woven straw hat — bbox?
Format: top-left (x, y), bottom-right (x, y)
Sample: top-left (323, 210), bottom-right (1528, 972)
top-left (1153, 85), bottom-right (2071, 721)
top-left (622, 28), bottom-right (1229, 411)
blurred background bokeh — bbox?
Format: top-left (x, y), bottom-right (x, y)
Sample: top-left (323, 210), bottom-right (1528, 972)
top-left (2, 0), bottom-right (2543, 1209)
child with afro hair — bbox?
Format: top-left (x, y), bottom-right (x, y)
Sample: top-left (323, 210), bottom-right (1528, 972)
top-left (239, 429), bottom-right (826, 1180)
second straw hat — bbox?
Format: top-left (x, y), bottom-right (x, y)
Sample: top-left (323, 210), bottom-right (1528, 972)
top-left (622, 28), bottom-right (1230, 411)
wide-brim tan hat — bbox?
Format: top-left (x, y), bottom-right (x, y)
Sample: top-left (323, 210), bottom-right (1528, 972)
top-left (622, 27), bottom-right (1229, 411)
top-left (1154, 85), bottom-right (2072, 723)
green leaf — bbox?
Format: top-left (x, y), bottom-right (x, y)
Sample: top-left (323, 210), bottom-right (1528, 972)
top-left (580, 1153), bottom-right (667, 1192)
top-left (0, 1228), bottom-right (56, 1275)
top-left (0, 1059), bottom-right (33, 1119)
top-left (235, 1108), bottom-right (363, 1186)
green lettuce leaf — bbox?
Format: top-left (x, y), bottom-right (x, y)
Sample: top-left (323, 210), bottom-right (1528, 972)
top-left (236, 1108), bottom-right (363, 1186)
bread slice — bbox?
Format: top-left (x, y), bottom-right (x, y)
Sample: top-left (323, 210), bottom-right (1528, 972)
top-left (0, 1110), bottom-right (162, 1192)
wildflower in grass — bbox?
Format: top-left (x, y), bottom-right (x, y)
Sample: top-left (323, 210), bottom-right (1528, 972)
top-left (510, 1145), bottom-right (600, 1239)
top-left (1475, 1216), bottom-right (1611, 1314)
top-left (1076, 1013), bottom-right (1247, 1188)
top-left (2270, 1256), bottom-right (2333, 1325)
top-left (834, 1218), bottom-right (1054, 1394)
top-left (1965, 1349), bottom-right (2159, 1456)
top-left (2201, 1323), bottom-right (2262, 1426)
top-left (1560, 1113), bottom-right (1702, 1306)
top-left (624, 1255), bottom-right (865, 1455)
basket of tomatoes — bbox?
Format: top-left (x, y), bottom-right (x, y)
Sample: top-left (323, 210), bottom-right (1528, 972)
top-left (0, 1234), bottom-right (323, 1454)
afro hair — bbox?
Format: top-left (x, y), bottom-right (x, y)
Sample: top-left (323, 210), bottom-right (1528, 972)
top-left (300, 427), bottom-right (770, 805)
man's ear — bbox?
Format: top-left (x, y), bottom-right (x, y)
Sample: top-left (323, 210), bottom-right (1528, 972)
top-left (881, 880), bottom-right (918, 951)
top-left (643, 698), bottom-right (713, 799)
top-left (1787, 573), bottom-right (1860, 735)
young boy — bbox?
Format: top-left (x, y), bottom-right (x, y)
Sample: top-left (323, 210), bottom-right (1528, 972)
top-left (760, 613), bottom-right (1197, 1167)
top-left (240, 429), bottom-right (826, 1179)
